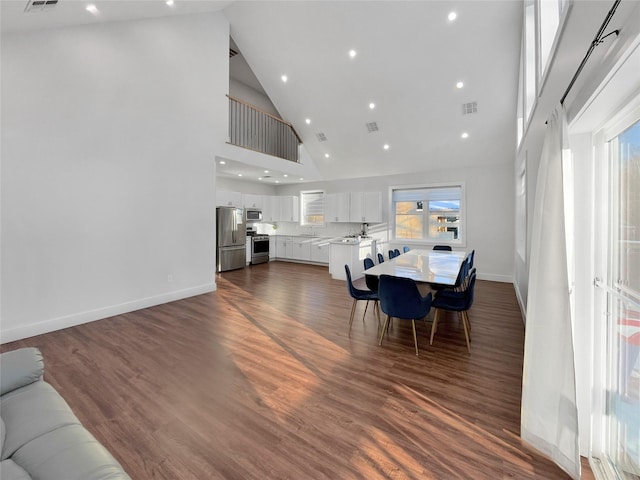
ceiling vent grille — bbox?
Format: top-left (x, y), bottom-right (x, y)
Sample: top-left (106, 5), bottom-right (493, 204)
top-left (24, 0), bottom-right (58, 12)
top-left (316, 133), bottom-right (328, 142)
top-left (365, 122), bottom-right (379, 133)
top-left (229, 48), bottom-right (239, 58)
top-left (462, 102), bottom-right (478, 115)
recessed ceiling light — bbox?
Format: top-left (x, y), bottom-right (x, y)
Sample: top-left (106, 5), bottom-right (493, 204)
top-left (275, 180), bottom-right (280, 184)
top-left (456, 81), bottom-right (464, 89)
top-left (238, 173), bottom-right (243, 177)
top-left (448, 11), bottom-right (457, 21)
top-left (219, 160), bottom-right (226, 165)
top-left (86, 4), bottom-right (99, 14)
top-left (166, 0), bottom-right (174, 6)
top-left (300, 178), bottom-right (304, 181)
top-left (258, 177), bottom-right (263, 180)
top-left (461, 132), bottom-right (469, 139)
top-left (264, 170), bottom-right (269, 173)
top-left (283, 174), bottom-right (288, 177)
top-left (305, 118), bottom-right (311, 124)
top-left (325, 153), bottom-right (330, 158)
top-left (369, 102), bottom-right (375, 110)
top-left (383, 144), bottom-right (390, 150)
top-left (349, 49), bottom-right (357, 58)
top-left (281, 75), bottom-right (288, 83)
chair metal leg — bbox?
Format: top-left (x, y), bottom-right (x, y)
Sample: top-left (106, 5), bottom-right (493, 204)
top-left (430, 309), bottom-right (440, 345)
top-left (379, 315), bottom-right (391, 345)
top-left (374, 300), bottom-right (381, 331)
top-left (348, 299), bottom-right (357, 336)
top-left (411, 319), bottom-right (419, 356)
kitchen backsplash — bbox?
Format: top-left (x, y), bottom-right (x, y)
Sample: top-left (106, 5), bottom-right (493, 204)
top-left (252, 221), bottom-right (389, 241)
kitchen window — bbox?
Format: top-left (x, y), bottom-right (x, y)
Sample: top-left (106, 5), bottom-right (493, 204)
top-left (391, 184), bottom-right (465, 245)
top-left (300, 190), bottom-right (325, 226)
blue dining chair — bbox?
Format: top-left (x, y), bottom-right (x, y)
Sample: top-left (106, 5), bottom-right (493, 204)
top-left (378, 275), bottom-right (433, 356)
top-left (430, 269), bottom-right (476, 353)
top-left (377, 252), bottom-right (385, 264)
top-left (388, 250), bottom-right (398, 259)
top-left (345, 265), bottom-right (380, 336)
top-left (403, 246), bottom-right (410, 253)
top-left (433, 245), bottom-right (452, 251)
top-left (430, 255), bottom-right (469, 292)
top-left (363, 257), bottom-right (380, 320)
top-left (394, 248), bottom-right (401, 257)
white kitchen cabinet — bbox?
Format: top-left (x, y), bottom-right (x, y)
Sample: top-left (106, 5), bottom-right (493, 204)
top-left (349, 191), bottom-right (382, 223)
top-left (325, 193), bottom-right (350, 223)
top-left (269, 235), bottom-right (276, 260)
top-left (310, 238), bottom-right (330, 264)
top-left (263, 196), bottom-right (280, 222)
top-left (216, 190), bottom-right (242, 207)
top-left (276, 235), bottom-right (292, 258)
top-left (242, 194), bottom-right (263, 209)
top-left (290, 237), bottom-right (312, 261)
top-left (279, 195), bottom-right (299, 223)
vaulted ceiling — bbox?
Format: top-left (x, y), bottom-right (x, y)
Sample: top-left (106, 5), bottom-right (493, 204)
top-left (2, 0), bottom-right (524, 184)
top-left (224, 1), bottom-right (524, 182)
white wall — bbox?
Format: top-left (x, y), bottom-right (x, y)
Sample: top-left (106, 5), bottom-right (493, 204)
top-left (1, 13), bottom-right (230, 343)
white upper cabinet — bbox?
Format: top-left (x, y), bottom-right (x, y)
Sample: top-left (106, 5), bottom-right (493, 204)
top-left (349, 191), bottom-right (382, 223)
top-left (325, 193), bottom-right (350, 223)
top-left (263, 196), bottom-right (280, 222)
top-left (279, 195), bottom-right (299, 223)
top-left (216, 190), bottom-right (242, 207)
top-left (242, 194), bottom-right (263, 209)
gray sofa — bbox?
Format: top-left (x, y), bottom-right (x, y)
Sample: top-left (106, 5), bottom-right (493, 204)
top-left (0, 347), bottom-right (131, 480)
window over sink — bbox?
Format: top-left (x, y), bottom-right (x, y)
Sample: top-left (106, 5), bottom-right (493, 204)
top-left (300, 190), bottom-right (325, 226)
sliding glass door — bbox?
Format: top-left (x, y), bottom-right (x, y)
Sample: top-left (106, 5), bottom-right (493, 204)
top-left (596, 115), bottom-right (640, 479)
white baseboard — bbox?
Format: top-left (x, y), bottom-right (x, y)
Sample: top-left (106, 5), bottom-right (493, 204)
top-left (477, 272), bottom-right (513, 283)
top-left (0, 283), bottom-right (216, 344)
top-left (513, 280), bottom-right (527, 324)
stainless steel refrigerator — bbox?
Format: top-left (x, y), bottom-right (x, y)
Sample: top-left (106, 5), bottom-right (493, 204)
top-left (216, 206), bottom-right (246, 272)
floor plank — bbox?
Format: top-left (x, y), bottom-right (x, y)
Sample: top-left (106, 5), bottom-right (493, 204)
top-left (1, 261), bottom-right (594, 479)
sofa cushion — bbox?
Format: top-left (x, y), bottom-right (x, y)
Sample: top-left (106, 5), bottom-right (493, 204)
top-left (0, 459), bottom-right (32, 480)
top-left (0, 381), bottom-right (80, 460)
top-left (12, 424), bottom-right (130, 480)
top-left (0, 348), bottom-right (44, 396)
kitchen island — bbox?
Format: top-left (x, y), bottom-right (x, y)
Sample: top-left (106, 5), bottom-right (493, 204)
top-left (328, 237), bottom-right (377, 281)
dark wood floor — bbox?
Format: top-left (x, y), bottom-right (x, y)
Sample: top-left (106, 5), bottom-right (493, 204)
top-left (2, 261), bottom-right (594, 479)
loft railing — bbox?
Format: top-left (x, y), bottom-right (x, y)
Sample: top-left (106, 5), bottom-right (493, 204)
top-left (228, 95), bottom-right (302, 163)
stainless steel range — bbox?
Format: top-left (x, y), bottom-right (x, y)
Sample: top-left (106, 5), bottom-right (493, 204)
top-left (250, 234), bottom-right (270, 265)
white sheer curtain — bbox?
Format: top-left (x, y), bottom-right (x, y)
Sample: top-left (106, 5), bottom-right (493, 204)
top-left (521, 105), bottom-right (580, 479)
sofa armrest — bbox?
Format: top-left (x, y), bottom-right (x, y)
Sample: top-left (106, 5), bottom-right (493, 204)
top-left (0, 348), bottom-right (44, 396)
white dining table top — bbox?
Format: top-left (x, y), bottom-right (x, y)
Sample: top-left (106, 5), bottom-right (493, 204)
top-left (364, 249), bottom-right (467, 285)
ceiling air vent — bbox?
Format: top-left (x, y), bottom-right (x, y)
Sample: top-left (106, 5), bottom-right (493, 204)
top-left (462, 102), bottom-right (478, 115)
top-left (229, 48), bottom-right (239, 58)
top-left (366, 122), bottom-right (379, 133)
top-left (316, 133), bottom-right (327, 142)
top-left (24, 0), bottom-right (58, 12)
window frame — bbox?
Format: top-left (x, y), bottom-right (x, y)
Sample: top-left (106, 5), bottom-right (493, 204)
top-left (389, 182), bottom-right (466, 248)
top-left (299, 189), bottom-right (326, 227)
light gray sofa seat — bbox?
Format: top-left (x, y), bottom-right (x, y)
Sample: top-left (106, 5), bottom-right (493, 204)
top-left (0, 348), bottom-right (131, 480)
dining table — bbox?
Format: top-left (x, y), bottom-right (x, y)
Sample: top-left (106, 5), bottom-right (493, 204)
top-left (363, 249), bottom-right (467, 286)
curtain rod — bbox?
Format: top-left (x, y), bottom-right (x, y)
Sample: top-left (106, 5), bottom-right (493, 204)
top-left (559, 0), bottom-right (621, 105)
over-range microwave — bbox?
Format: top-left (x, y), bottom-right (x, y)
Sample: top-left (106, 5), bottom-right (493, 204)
top-left (245, 208), bottom-right (262, 222)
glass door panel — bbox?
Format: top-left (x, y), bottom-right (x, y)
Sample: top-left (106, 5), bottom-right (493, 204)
top-left (605, 118), bottom-right (640, 479)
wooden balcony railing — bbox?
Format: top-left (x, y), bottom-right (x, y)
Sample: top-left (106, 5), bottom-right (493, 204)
top-left (228, 95), bottom-right (301, 163)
